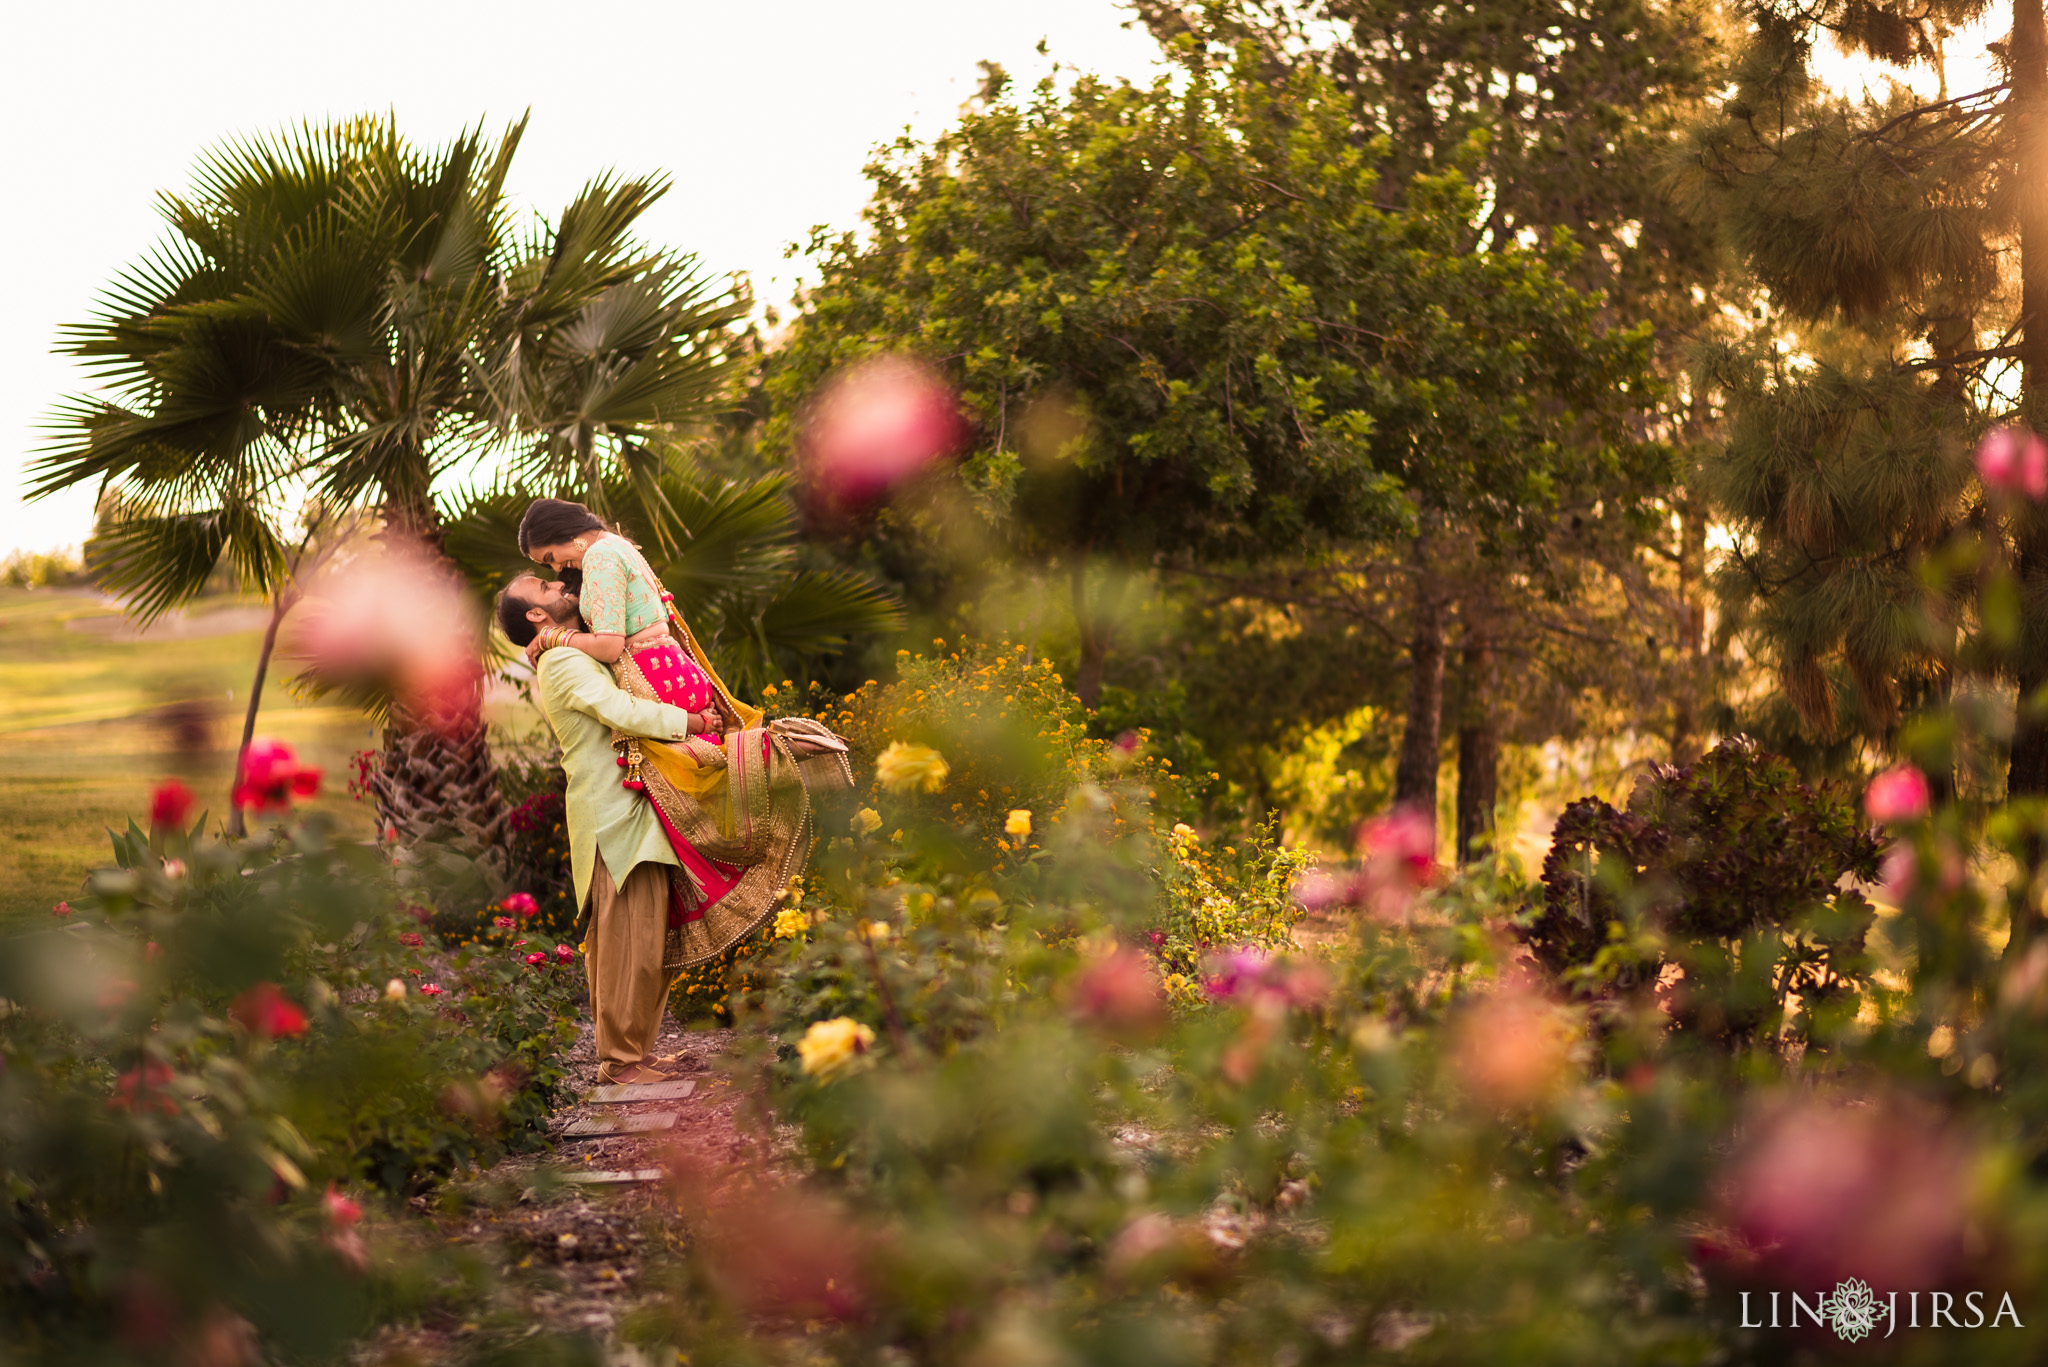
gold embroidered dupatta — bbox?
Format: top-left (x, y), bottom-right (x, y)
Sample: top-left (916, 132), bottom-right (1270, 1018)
top-left (608, 590), bottom-right (853, 976)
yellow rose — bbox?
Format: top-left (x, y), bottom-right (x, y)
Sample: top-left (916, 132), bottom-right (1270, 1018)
top-left (852, 806), bottom-right (883, 836)
top-left (1005, 809), bottom-right (1032, 837)
top-left (773, 908), bottom-right (809, 940)
top-left (876, 741), bottom-right (950, 794)
top-left (383, 978), bottom-right (407, 1001)
top-left (797, 1016), bottom-right (876, 1079)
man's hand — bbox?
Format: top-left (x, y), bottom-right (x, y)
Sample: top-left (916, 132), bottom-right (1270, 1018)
top-left (689, 710), bottom-right (722, 735)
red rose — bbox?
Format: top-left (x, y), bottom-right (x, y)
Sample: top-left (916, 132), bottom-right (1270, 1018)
top-left (398, 932), bottom-right (423, 948)
top-left (52, 901), bottom-right (71, 919)
top-left (503, 892), bottom-right (539, 919)
top-left (232, 739), bottom-right (322, 813)
top-left (110, 1061), bottom-right (177, 1114)
top-left (493, 916), bottom-right (515, 930)
top-left (229, 982), bottom-right (308, 1039)
top-left (321, 1183), bottom-right (362, 1228)
top-left (149, 779), bottom-right (195, 830)
top-left (523, 951), bottom-right (548, 967)
top-left (554, 944), bottom-right (575, 963)
top-left (419, 982), bottom-right (445, 997)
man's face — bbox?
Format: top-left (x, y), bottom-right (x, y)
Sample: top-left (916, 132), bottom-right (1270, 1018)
top-left (520, 576), bottom-right (579, 627)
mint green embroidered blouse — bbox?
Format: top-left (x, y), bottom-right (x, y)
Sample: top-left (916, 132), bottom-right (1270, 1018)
top-left (577, 536), bottom-right (668, 636)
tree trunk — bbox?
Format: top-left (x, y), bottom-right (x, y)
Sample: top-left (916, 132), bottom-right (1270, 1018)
top-left (1072, 556), bottom-right (1111, 710)
top-left (1393, 528), bottom-right (1445, 841)
top-left (226, 597), bottom-right (289, 839)
top-left (2011, 0), bottom-right (2048, 798)
top-left (369, 503), bottom-right (507, 866)
top-left (1671, 487), bottom-right (1708, 765)
top-left (1454, 612), bottom-right (1499, 864)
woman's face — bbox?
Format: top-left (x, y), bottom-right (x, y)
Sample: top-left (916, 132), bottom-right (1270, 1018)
top-left (529, 538), bottom-right (587, 573)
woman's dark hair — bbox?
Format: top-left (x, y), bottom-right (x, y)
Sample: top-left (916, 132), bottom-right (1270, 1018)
top-left (517, 498), bottom-right (607, 557)
top-left (494, 574), bottom-right (544, 647)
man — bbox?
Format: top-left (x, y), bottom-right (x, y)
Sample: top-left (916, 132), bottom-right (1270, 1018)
top-left (496, 571), bottom-right (711, 1086)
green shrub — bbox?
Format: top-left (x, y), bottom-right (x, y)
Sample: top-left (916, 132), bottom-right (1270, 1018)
top-left (1517, 737), bottom-right (1884, 1054)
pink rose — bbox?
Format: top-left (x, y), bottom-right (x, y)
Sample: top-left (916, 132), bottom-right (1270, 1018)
top-left (502, 892), bottom-right (539, 919)
top-left (1865, 765), bottom-right (1931, 823)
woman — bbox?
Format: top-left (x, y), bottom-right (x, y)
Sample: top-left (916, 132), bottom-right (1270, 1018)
top-left (517, 498), bottom-right (851, 973)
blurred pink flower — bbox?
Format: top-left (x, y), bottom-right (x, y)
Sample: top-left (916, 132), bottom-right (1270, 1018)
top-left (1071, 948), bottom-right (1167, 1039)
top-left (1721, 1092), bottom-right (1976, 1288)
top-left (233, 739), bottom-right (322, 813)
top-left (554, 943), bottom-right (576, 963)
top-left (493, 916), bottom-right (515, 930)
top-left (503, 892), bottom-right (539, 919)
top-left (419, 982), bottom-right (445, 997)
top-left (1451, 982), bottom-right (1579, 1109)
top-left (802, 354), bottom-right (967, 503)
top-left (229, 982), bottom-right (308, 1039)
top-left (664, 1153), bottom-right (869, 1321)
top-left (1290, 868), bottom-right (1356, 912)
top-left (523, 951), bottom-right (548, 967)
top-left (97, 977), bottom-right (139, 1011)
top-left (1865, 765), bottom-right (1930, 823)
top-left (288, 536), bottom-right (484, 737)
top-left (110, 1061), bottom-right (177, 1115)
top-left (149, 779), bottom-right (195, 830)
top-left (1356, 805), bottom-right (1435, 919)
top-left (1976, 426), bottom-right (2048, 499)
top-left (321, 1183), bottom-right (362, 1228)
top-left (51, 901), bottom-right (70, 918)
top-left (1203, 947), bottom-right (1328, 1010)
top-left (398, 932), bottom-right (423, 948)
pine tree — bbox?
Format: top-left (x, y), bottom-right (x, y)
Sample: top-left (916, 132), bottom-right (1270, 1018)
top-left (1679, 0), bottom-right (2042, 794)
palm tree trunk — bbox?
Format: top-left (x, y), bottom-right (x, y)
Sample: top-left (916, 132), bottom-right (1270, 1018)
top-left (226, 598), bottom-right (288, 838)
top-left (2013, 0), bottom-right (2048, 798)
top-left (369, 500), bottom-right (507, 867)
top-left (1392, 525), bottom-right (1445, 841)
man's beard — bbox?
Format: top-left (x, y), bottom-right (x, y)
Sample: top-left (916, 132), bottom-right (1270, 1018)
top-left (540, 591), bottom-right (583, 630)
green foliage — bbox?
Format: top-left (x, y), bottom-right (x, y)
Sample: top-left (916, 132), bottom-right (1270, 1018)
top-left (766, 53), bottom-right (1663, 572)
top-left (829, 638), bottom-right (1161, 862)
top-left (0, 806), bottom-right (578, 1361)
top-left (1519, 737), bottom-right (1884, 1053)
top-left (1152, 817), bottom-right (1311, 984)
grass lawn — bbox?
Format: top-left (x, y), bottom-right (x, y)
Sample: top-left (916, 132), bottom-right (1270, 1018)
top-left (0, 587), bottom-right (387, 923)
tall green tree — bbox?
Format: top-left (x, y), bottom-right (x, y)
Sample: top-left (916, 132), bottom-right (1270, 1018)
top-left (766, 57), bottom-right (1660, 843)
top-left (1140, 0), bottom-right (1727, 847)
top-left (1677, 0), bottom-right (2045, 794)
top-left (33, 117), bottom-right (749, 852)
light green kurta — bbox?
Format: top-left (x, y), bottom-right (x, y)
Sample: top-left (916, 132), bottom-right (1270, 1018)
top-left (535, 647), bottom-right (697, 910)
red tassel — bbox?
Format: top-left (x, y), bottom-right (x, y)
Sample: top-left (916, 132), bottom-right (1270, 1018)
top-left (616, 755), bottom-right (628, 767)
top-left (622, 779), bottom-right (645, 792)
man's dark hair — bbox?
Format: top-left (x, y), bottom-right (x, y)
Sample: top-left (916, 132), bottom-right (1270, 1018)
top-left (495, 573), bottom-right (545, 647)
top-left (517, 498), bottom-right (608, 557)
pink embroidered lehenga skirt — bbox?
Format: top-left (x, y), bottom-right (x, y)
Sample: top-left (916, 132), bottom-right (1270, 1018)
top-left (609, 636), bottom-right (853, 977)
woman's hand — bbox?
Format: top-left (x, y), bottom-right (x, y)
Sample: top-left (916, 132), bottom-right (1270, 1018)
top-left (689, 710), bottom-right (722, 735)
top-left (524, 635), bottom-right (548, 669)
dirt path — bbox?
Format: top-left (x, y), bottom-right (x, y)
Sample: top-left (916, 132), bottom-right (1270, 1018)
top-left (370, 1014), bottom-right (772, 1360)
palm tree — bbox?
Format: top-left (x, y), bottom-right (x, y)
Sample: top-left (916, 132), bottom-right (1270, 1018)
top-left (32, 116), bottom-right (750, 856)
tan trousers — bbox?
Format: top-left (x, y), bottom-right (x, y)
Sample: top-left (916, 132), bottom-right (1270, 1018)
top-left (586, 855), bottom-right (670, 1081)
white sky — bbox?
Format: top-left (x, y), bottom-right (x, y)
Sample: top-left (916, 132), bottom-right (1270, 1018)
top-left (0, 0), bottom-right (1166, 556)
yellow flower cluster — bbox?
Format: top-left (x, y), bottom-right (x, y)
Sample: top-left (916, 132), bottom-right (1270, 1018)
top-left (830, 639), bottom-right (1175, 865)
top-left (772, 907), bottom-right (809, 940)
top-left (851, 806), bottom-right (883, 836)
top-left (798, 1016), bottom-right (875, 1079)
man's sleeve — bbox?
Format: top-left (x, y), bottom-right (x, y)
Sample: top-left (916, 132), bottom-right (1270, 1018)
top-left (539, 650), bottom-right (696, 741)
